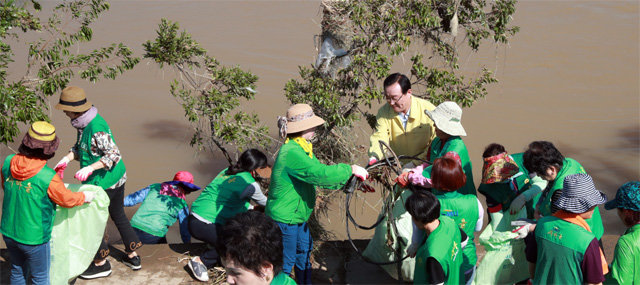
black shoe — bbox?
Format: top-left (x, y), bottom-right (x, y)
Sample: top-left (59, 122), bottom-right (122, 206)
top-left (123, 255), bottom-right (142, 270)
top-left (80, 260), bottom-right (112, 279)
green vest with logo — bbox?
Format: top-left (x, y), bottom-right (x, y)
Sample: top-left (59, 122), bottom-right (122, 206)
top-left (130, 183), bottom-right (188, 237)
top-left (533, 216), bottom-right (596, 285)
top-left (435, 190), bottom-right (479, 272)
top-left (537, 158), bottom-right (604, 239)
top-left (423, 136), bottom-right (476, 195)
top-left (271, 272), bottom-right (297, 285)
top-left (191, 169), bottom-right (254, 225)
top-left (1, 154), bottom-right (57, 244)
top-left (414, 216), bottom-right (464, 285)
top-left (76, 113), bottom-right (126, 190)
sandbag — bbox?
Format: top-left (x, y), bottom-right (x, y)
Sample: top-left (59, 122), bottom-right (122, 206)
top-left (362, 188), bottom-right (415, 281)
top-left (50, 184), bottom-right (109, 285)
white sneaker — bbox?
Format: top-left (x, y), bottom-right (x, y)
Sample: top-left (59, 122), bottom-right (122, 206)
top-left (188, 257), bottom-right (209, 282)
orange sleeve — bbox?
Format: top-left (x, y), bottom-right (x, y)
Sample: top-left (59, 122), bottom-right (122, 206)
top-left (47, 174), bottom-right (85, 208)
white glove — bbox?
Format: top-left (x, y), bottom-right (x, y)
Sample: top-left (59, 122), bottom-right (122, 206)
top-left (512, 223), bottom-right (533, 239)
top-left (509, 194), bottom-right (527, 215)
top-left (75, 166), bottom-right (94, 182)
top-left (83, 191), bottom-right (95, 203)
top-left (54, 156), bottom-right (71, 179)
top-left (351, 165), bottom-right (369, 181)
top-left (368, 157), bottom-right (377, 166)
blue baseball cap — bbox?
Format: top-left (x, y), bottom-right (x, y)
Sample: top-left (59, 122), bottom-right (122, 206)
top-left (604, 181), bottom-right (640, 212)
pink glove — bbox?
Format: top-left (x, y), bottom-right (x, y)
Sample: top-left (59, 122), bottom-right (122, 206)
top-left (75, 166), bottom-right (94, 182)
top-left (351, 165), bottom-right (369, 181)
top-left (368, 157), bottom-right (377, 166)
top-left (54, 157), bottom-right (70, 179)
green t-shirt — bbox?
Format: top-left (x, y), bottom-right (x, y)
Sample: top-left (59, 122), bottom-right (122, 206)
top-left (191, 169), bottom-right (254, 225)
top-left (1, 154), bottom-right (57, 244)
top-left (606, 224), bottom-right (640, 285)
top-left (414, 216), bottom-right (464, 285)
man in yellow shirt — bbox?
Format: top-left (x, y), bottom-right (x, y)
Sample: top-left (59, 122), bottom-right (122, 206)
top-left (368, 73), bottom-right (436, 167)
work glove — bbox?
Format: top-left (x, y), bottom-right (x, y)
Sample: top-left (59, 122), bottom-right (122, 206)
top-left (75, 166), bottom-right (94, 182)
top-left (83, 191), bottom-right (96, 203)
top-left (394, 172), bottom-right (410, 187)
top-left (54, 156), bottom-right (70, 179)
top-left (351, 165), bottom-right (369, 181)
top-left (511, 222), bottom-right (534, 239)
top-left (368, 157), bottom-right (377, 166)
top-left (509, 194), bottom-right (527, 215)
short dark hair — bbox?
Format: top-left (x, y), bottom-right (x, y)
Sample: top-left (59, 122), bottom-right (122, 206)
top-left (620, 209), bottom-right (640, 227)
top-left (226, 149), bottom-right (268, 175)
top-left (219, 211), bottom-right (284, 277)
top-left (482, 143), bottom-right (506, 158)
top-left (383, 73), bottom-right (411, 94)
top-left (431, 157), bottom-right (466, 192)
top-left (523, 141), bottom-right (564, 175)
top-left (405, 190), bottom-right (441, 224)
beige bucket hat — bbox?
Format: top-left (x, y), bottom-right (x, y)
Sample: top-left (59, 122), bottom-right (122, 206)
top-left (278, 104), bottom-right (325, 137)
top-left (55, 86), bottom-right (92, 112)
top-left (425, 101), bottom-right (467, 136)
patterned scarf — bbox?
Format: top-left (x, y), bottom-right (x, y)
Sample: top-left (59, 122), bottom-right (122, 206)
top-left (553, 210), bottom-right (609, 275)
top-left (482, 152), bottom-right (520, 184)
top-left (159, 182), bottom-right (186, 200)
top-left (286, 137), bottom-right (313, 158)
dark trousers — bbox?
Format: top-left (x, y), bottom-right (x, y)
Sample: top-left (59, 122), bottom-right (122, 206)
top-left (188, 214), bottom-right (222, 268)
top-left (95, 183), bottom-right (142, 261)
top-left (134, 228), bottom-right (167, 244)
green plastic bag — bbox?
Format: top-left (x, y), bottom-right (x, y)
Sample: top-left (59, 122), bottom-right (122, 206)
top-left (49, 184), bottom-right (109, 285)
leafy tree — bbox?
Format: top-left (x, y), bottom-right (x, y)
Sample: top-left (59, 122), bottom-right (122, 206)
top-left (285, 0), bottom-right (519, 163)
top-left (0, 0), bottom-right (139, 144)
top-left (143, 19), bottom-right (273, 165)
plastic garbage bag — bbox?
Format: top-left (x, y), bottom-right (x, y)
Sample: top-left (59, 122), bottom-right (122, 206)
top-left (362, 188), bottom-right (415, 281)
top-left (315, 36), bottom-right (351, 77)
top-left (50, 184), bottom-right (109, 285)
top-left (475, 209), bottom-right (529, 284)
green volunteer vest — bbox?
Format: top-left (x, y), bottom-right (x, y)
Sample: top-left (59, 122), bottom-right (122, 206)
top-left (533, 216), bottom-right (596, 285)
top-left (477, 153), bottom-right (536, 216)
top-left (191, 169), bottom-right (254, 225)
top-left (423, 136), bottom-right (476, 195)
top-left (76, 113), bottom-right (126, 190)
top-left (536, 158), bottom-right (604, 239)
top-left (130, 183), bottom-right (188, 237)
top-left (435, 190), bottom-right (479, 272)
top-left (414, 216), bottom-right (463, 285)
top-left (1, 154), bottom-right (57, 244)
top-left (271, 272), bottom-right (297, 285)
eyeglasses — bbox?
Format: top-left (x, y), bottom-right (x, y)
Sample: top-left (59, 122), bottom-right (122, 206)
top-left (385, 93), bottom-right (405, 104)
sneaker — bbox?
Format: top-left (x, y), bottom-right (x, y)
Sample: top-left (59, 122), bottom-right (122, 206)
top-left (188, 257), bottom-right (209, 282)
top-left (123, 255), bottom-right (142, 270)
top-left (80, 260), bottom-right (112, 279)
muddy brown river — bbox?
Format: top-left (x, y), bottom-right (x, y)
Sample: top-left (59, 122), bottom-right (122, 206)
top-left (1, 1), bottom-right (638, 243)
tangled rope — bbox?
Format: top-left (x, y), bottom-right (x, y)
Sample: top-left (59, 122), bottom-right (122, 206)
top-left (342, 141), bottom-right (428, 280)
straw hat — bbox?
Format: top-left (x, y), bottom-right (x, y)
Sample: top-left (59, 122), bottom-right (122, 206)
top-left (424, 101), bottom-right (467, 136)
top-left (20, 121), bottom-right (60, 156)
top-left (55, 86), bottom-right (92, 112)
top-left (278, 104), bottom-right (325, 137)
top-left (553, 173), bottom-right (607, 214)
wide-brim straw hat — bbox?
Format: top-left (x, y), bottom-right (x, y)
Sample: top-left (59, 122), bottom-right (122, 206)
top-left (281, 104), bottom-right (325, 135)
top-left (21, 121), bottom-right (60, 156)
top-left (425, 101), bottom-right (467, 136)
top-left (55, 86), bottom-right (92, 112)
top-left (553, 173), bottom-right (607, 214)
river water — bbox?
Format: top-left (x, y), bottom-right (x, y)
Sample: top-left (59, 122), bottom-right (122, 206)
top-left (1, 1), bottom-right (638, 242)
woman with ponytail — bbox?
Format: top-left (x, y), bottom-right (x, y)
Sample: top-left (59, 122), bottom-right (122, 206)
top-left (186, 149), bottom-right (271, 282)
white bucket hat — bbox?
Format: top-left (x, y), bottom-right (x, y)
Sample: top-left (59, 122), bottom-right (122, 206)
top-left (277, 104), bottom-right (325, 138)
top-left (424, 101), bottom-right (467, 136)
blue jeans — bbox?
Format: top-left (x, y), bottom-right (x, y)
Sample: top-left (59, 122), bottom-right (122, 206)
top-left (3, 236), bottom-right (50, 285)
top-left (276, 222), bottom-right (312, 275)
top-left (133, 228), bottom-right (167, 244)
